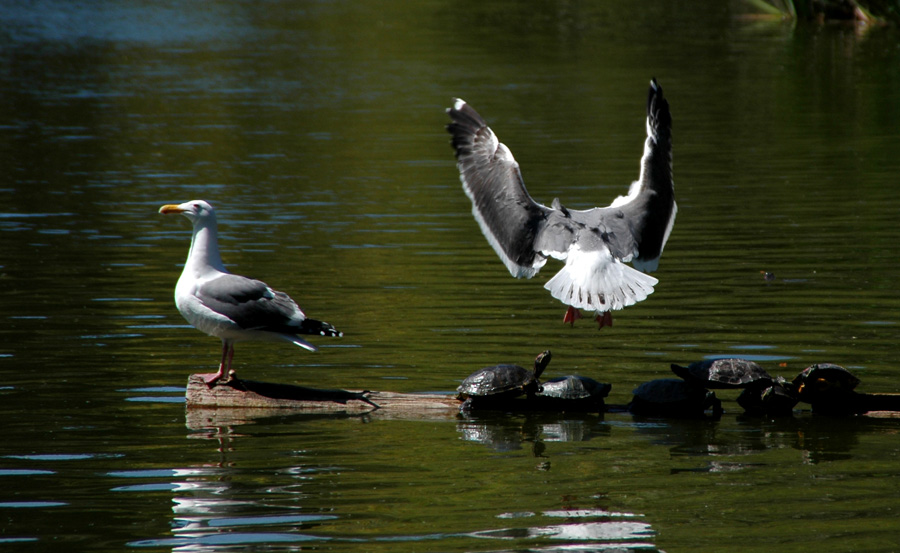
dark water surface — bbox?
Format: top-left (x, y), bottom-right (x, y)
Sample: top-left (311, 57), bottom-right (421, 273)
top-left (2, 1), bottom-right (900, 551)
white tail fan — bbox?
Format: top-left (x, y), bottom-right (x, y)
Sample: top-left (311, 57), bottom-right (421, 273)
top-left (543, 248), bottom-right (658, 312)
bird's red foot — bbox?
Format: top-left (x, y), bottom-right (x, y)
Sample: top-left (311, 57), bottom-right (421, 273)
top-left (564, 306), bottom-right (582, 326)
top-left (595, 311), bottom-right (613, 330)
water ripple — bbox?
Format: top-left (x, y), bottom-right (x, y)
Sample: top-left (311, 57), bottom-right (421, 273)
top-left (129, 532), bottom-right (325, 548)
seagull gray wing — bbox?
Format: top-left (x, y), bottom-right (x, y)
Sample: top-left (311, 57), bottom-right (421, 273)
top-left (447, 99), bottom-right (561, 278)
top-left (196, 274), bottom-right (306, 334)
top-left (608, 78), bottom-right (676, 272)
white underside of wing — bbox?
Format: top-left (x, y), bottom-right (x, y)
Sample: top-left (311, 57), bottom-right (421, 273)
top-left (543, 244), bottom-right (657, 312)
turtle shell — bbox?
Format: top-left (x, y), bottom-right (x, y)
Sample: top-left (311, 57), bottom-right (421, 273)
top-left (629, 379), bottom-right (721, 417)
top-left (538, 375), bottom-right (611, 400)
top-left (792, 363), bottom-right (860, 402)
top-left (457, 364), bottom-right (536, 399)
top-left (671, 358), bottom-right (773, 389)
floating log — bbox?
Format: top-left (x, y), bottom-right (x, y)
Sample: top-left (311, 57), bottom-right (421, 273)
top-left (185, 374), bottom-right (460, 419)
top-left (809, 392), bottom-right (900, 416)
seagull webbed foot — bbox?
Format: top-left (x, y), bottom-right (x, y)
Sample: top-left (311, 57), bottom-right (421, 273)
top-left (564, 306), bottom-right (582, 326)
top-left (202, 368), bottom-right (235, 388)
top-left (200, 372), bottom-right (223, 387)
top-left (595, 311), bottom-right (613, 330)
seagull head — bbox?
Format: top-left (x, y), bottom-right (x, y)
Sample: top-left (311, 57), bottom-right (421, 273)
top-left (159, 200), bottom-right (217, 224)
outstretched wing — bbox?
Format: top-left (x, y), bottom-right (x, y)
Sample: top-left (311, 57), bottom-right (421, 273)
top-left (447, 99), bottom-right (562, 278)
top-left (609, 78), bottom-right (676, 272)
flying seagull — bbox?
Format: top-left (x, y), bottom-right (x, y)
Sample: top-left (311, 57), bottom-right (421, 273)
top-left (446, 79), bottom-right (676, 327)
top-left (159, 200), bottom-right (342, 386)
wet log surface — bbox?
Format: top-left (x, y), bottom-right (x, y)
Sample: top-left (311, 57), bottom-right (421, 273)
top-left (185, 374), bottom-right (460, 419)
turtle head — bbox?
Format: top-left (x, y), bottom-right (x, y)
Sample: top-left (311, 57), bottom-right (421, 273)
top-left (533, 350), bottom-right (552, 380)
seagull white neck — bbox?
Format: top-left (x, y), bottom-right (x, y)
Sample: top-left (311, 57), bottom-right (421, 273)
top-left (185, 218), bottom-right (227, 276)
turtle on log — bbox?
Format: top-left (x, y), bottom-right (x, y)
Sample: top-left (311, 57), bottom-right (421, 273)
top-left (670, 358), bottom-right (773, 390)
top-left (534, 375), bottom-right (612, 412)
top-left (457, 350), bottom-right (551, 412)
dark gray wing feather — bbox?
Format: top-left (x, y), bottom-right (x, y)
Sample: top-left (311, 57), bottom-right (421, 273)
top-left (612, 78), bottom-right (675, 270)
top-left (196, 274), bottom-right (305, 333)
top-left (447, 99), bottom-right (561, 278)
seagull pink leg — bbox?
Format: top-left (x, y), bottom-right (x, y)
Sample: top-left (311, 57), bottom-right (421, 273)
top-left (203, 340), bottom-right (232, 387)
top-left (564, 306), bottom-right (582, 326)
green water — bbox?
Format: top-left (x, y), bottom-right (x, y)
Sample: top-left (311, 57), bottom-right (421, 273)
top-left (2, 1), bottom-right (900, 551)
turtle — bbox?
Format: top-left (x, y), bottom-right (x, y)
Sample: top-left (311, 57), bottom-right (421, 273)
top-left (791, 363), bottom-right (860, 403)
top-left (534, 375), bottom-right (612, 412)
top-left (628, 378), bottom-right (722, 418)
top-left (737, 376), bottom-right (798, 417)
top-left (670, 358), bottom-right (773, 390)
top-left (456, 350), bottom-right (551, 412)
top-left (791, 363), bottom-right (862, 414)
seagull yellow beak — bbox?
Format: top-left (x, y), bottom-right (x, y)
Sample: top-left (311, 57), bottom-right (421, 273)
top-left (159, 204), bottom-right (186, 214)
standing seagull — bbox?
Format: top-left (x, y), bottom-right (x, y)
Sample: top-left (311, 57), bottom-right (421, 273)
top-left (159, 200), bottom-right (342, 386)
top-left (446, 79), bottom-right (676, 327)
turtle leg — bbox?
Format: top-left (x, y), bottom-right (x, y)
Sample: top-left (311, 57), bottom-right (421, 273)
top-left (458, 397), bottom-right (475, 415)
top-left (710, 396), bottom-right (723, 419)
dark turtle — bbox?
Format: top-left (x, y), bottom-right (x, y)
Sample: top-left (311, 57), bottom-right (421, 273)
top-left (671, 358), bottom-right (773, 389)
top-left (629, 378), bottom-right (722, 418)
top-left (792, 363), bottom-right (860, 403)
top-left (457, 350), bottom-right (551, 412)
top-left (737, 376), bottom-right (798, 417)
top-left (791, 363), bottom-right (862, 414)
top-left (534, 375), bottom-right (612, 412)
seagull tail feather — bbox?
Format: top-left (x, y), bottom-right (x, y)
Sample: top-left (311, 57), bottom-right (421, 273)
top-left (543, 256), bottom-right (658, 312)
top-left (289, 336), bottom-right (318, 352)
top-left (297, 318), bottom-right (344, 338)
